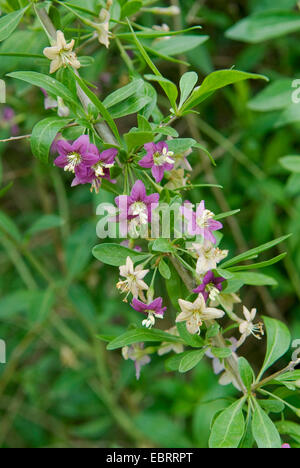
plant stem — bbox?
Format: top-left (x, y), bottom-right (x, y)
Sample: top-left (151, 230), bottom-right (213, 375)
top-left (170, 256), bottom-right (247, 394)
top-left (34, 6), bottom-right (118, 146)
top-left (252, 363), bottom-right (296, 391)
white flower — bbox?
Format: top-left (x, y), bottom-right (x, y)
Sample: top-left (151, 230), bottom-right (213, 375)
top-left (93, 8), bottom-right (111, 48)
top-left (157, 327), bottom-right (184, 356)
top-left (189, 240), bottom-right (228, 276)
top-left (153, 146), bottom-right (175, 166)
top-left (237, 306), bottom-right (264, 346)
top-left (117, 256), bottom-right (149, 301)
top-left (43, 31), bottom-right (81, 74)
top-left (177, 294), bottom-right (224, 335)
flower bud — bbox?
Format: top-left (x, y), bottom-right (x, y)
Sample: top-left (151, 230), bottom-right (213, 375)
top-left (57, 97), bottom-right (70, 117)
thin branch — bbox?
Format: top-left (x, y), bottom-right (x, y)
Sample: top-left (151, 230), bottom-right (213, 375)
top-left (0, 134), bottom-right (31, 143)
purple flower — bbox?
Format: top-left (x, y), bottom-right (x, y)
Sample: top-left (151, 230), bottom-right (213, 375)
top-left (131, 297), bottom-right (166, 328)
top-left (282, 444), bottom-right (291, 449)
top-left (138, 141), bottom-right (175, 183)
top-left (3, 107), bottom-right (19, 136)
top-left (122, 343), bottom-right (151, 380)
top-left (71, 147), bottom-right (118, 192)
top-left (181, 200), bottom-right (223, 243)
top-left (131, 297), bottom-right (166, 317)
top-left (193, 271), bottom-right (225, 302)
top-left (54, 135), bottom-right (100, 174)
top-left (115, 180), bottom-right (159, 225)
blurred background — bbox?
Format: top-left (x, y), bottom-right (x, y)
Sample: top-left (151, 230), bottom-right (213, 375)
top-left (0, 0), bottom-right (299, 447)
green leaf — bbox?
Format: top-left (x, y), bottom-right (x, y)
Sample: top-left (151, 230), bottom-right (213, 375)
top-left (26, 215), bottom-right (64, 237)
top-left (30, 117), bottom-right (71, 164)
top-left (181, 70), bottom-right (268, 111)
top-left (117, 26), bottom-right (203, 40)
top-left (179, 349), bottom-right (205, 373)
top-left (276, 420), bottom-right (300, 442)
top-left (153, 126), bottom-right (179, 138)
top-left (205, 323), bottom-right (220, 339)
top-left (274, 370), bottom-right (300, 383)
top-left (158, 258), bottom-right (171, 280)
top-left (165, 351), bottom-right (191, 372)
top-left (209, 398), bottom-right (246, 448)
top-left (226, 11), bottom-right (300, 44)
top-left (144, 74), bottom-right (178, 109)
top-left (231, 271), bottom-right (277, 286)
top-left (165, 263), bottom-right (186, 309)
top-left (179, 71), bottom-right (198, 108)
top-left (121, 0), bottom-right (142, 18)
top-left (151, 35), bottom-right (209, 57)
top-left (92, 243), bottom-right (150, 267)
top-left (167, 138), bottom-right (196, 154)
top-left (127, 20), bottom-right (178, 109)
top-left (258, 316), bottom-right (291, 379)
top-left (221, 234), bottom-right (292, 268)
top-left (238, 357), bottom-right (255, 390)
top-left (214, 209), bottom-right (240, 221)
top-left (7, 71), bottom-right (79, 108)
top-left (252, 400), bottom-right (281, 448)
top-left (211, 347), bottom-right (232, 359)
top-left (124, 130), bottom-right (154, 152)
top-left (103, 79), bottom-right (144, 108)
top-left (280, 155), bottom-right (300, 173)
top-left (176, 322), bottom-right (204, 348)
top-left (152, 238), bottom-right (175, 254)
top-left (259, 400), bottom-right (285, 414)
top-left (0, 7), bottom-right (29, 42)
top-left (248, 79), bottom-right (294, 112)
top-left (108, 94), bottom-right (152, 119)
top-left (228, 253), bottom-right (287, 272)
top-left (107, 328), bottom-right (183, 350)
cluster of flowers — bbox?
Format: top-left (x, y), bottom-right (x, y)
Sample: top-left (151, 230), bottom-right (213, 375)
top-left (53, 135), bottom-right (118, 193)
top-left (54, 136), bottom-right (264, 381)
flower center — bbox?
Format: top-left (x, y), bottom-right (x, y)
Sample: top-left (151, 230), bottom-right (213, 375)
top-left (206, 284), bottom-right (220, 301)
top-left (153, 147), bottom-right (175, 166)
top-left (197, 209), bottom-right (214, 229)
top-left (92, 161), bottom-right (114, 178)
top-left (64, 153), bottom-right (82, 173)
top-left (130, 202), bottom-right (148, 224)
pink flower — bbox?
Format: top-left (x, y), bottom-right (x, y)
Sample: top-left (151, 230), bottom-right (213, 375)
top-left (193, 271), bottom-right (225, 302)
top-left (2, 107), bottom-right (19, 136)
top-left (131, 297), bottom-right (166, 327)
top-left (54, 135), bottom-right (99, 174)
top-left (181, 200), bottom-right (223, 243)
top-left (282, 444), bottom-right (291, 448)
top-left (122, 343), bottom-right (151, 380)
top-left (138, 141), bottom-right (175, 183)
top-left (115, 180), bottom-right (159, 224)
top-left (71, 147), bottom-right (118, 192)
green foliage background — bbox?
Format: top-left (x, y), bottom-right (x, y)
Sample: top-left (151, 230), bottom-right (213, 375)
top-left (0, 0), bottom-right (299, 447)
